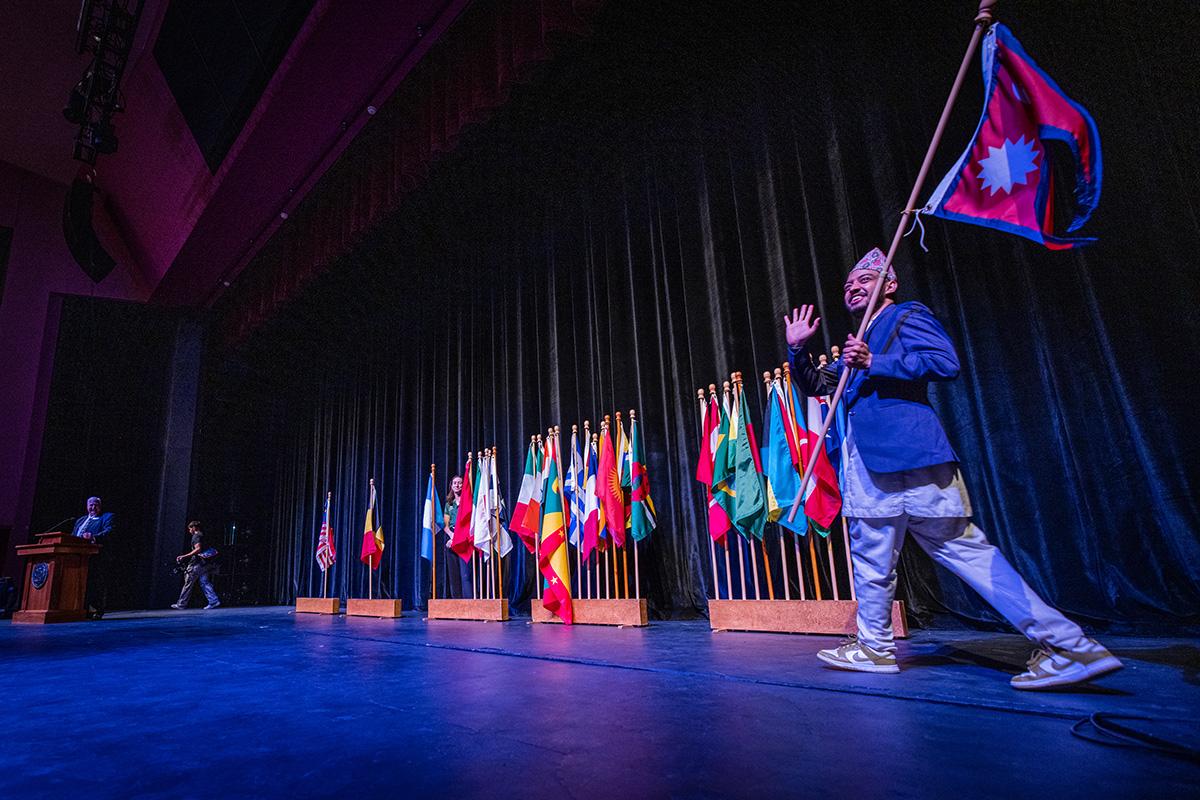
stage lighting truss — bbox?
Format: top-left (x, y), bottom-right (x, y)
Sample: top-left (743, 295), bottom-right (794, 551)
top-left (67, 0), bottom-right (144, 164)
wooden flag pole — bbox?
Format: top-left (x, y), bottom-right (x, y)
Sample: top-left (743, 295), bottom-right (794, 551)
top-left (322, 489), bottom-right (331, 600)
top-left (629, 408), bottom-right (643, 602)
top-left (429, 469), bottom-right (437, 602)
top-left (723, 540), bottom-right (733, 601)
top-left (555, 426), bottom-right (573, 602)
top-left (808, 530), bottom-right (823, 601)
top-left (571, 425), bottom-right (583, 599)
top-left (616, 411), bottom-right (630, 601)
top-left (700, 387), bottom-right (720, 598)
top-left (734, 373), bottom-right (762, 601)
top-left (725, 380), bottom-right (747, 600)
top-left (841, 516), bottom-right (856, 600)
top-left (781, 363), bottom-right (807, 601)
top-left (829, 343), bottom-right (853, 601)
top-left (766, 372), bottom-right (791, 602)
top-left (787, 0), bottom-right (998, 526)
top-left (535, 434), bottom-right (543, 601)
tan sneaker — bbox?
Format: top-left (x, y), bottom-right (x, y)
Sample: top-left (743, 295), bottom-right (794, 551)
top-left (1010, 639), bottom-right (1123, 690)
top-left (817, 637), bottom-right (899, 674)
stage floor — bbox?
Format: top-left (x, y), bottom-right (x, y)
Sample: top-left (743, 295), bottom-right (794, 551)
top-left (2, 607), bottom-right (1197, 797)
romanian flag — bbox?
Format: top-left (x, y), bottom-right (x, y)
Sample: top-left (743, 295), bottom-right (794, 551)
top-left (359, 480), bottom-right (384, 569)
top-left (539, 441), bottom-right (573, 623)
top-left (450, 454), bottom-right (476, 563)
top-left (597, 423), bottom-right (625, 548)
top-left (629, 413), bottom-right (656, 542)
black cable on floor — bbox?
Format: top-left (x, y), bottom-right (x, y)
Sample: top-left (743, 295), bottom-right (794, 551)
top-left (1071, 713), bottom-right (1200, 764)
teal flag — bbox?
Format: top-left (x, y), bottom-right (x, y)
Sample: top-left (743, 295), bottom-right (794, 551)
top-left (733, 395), bottom-right (767, 541)
top-left (762, 383), bottom-right (806, 535)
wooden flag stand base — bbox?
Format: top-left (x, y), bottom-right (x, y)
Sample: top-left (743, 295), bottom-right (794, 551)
top-left (708, 599), bottom-right (908, 637)
top-left (295, 597), bottom-right (340, 614)
top-left (346, 598), bottom-right (403, 618)
top-left (427, 598), bottom-right (509, 622)
top-left (531, 598), bottom-right (648, 627)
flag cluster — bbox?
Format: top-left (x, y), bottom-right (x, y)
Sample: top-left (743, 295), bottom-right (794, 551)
top-left (695, 369), bottom-right (841, 545)
top-left (449, 448), bottom-right (514, 564)
top-left (510, 412), bottom-right (657, 624)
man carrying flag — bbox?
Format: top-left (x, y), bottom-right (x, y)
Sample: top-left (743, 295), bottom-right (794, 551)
top-left (782, 248), bottom-right (1120, 689)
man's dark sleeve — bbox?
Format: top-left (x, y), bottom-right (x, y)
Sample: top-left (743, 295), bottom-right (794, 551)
top-left (96, 513), bottom-right (114, 543)
top-left (866, 308), bottom-right (960, 382)
top-left (787, 345), bottom-right (838, 396)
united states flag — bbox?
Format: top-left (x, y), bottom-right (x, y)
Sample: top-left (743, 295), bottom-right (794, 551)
top-left (316, 494), bottom-right (336, 570)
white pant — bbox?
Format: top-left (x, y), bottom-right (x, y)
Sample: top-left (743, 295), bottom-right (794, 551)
top-left (849, 515), bottom-right (1085, 655)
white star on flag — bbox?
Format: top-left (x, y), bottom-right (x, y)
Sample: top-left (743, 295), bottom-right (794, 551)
top-left (977, 135), bottom-right (1040, 196)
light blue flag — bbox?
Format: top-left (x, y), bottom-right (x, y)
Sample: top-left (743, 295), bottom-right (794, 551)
top-left (420, 472), bottom-right (442, 561)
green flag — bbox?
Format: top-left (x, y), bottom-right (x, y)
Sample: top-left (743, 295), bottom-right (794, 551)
top-left (733, 393), bottom-right (767, 541)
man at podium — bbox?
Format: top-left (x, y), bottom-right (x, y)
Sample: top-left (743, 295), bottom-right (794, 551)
top-left (72, 496), bottom-right (114, 619)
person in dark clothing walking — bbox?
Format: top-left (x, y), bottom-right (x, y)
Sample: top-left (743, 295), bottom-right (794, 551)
top-left (171, 521), bottom-right (220, 610)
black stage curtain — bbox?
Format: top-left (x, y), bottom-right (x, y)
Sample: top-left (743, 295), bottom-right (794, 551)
top-left (203, 1), bottom-right (1200, 625)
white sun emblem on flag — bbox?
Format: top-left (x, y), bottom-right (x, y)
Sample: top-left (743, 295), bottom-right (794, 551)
top-left (977, 135), bottom-right (1040, 196)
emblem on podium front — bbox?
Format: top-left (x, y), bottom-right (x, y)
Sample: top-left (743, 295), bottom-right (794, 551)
top-left (31, 562), bottom-right (49, 590)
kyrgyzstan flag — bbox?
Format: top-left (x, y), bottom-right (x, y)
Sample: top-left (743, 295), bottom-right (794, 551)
top-left (597, 423), bottom-right (626, 548)
top-left (922, 23), bottom-right (1101, 249)
top-left (450, 454), bottom-right (476, 563)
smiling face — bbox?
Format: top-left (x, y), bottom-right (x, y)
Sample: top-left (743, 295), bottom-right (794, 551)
top-left (86, 497), bottom-right (101, 516)
top-left (843, 269), bottom-right (897, 314)
top-left (450, 476), bottom-right (463, 495)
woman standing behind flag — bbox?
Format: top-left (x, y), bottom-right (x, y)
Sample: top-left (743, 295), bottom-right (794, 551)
top-left (442, 474), bottom-right (472, 599)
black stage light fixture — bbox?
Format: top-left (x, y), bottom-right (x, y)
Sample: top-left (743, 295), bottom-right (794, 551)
top-left (66, 0), bottom-right (144, 165)
top-left (62, 78), bottom-right (88, 123)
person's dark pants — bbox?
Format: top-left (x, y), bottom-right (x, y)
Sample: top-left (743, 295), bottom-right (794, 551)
top-left (441, 552), bottom-right (474, 598)
top-left (177, 564), bottom-right (219, 607)
top-left (85, 548), bottom-right (107, 616)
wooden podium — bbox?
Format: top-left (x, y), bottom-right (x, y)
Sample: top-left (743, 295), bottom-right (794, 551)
top-left (12, 531), bottom-right (99, 624)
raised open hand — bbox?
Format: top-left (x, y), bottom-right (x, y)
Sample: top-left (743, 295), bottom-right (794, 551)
top-left (783, 305), bottom-right (821, 349)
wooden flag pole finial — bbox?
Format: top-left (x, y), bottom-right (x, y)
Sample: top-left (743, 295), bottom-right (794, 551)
top-left (976, 0), bottom-right (999, 25)
top-left (762, 371), bottom-right (772, 387)
top-left (773, 367), bottom-right (782, 381)
top-left (818, 353), bottom-right (829, 367)
top-left (572, 423), bottom-right (578, 434)
top-left (708, 383), bottom-right (717, 396)
top-left (831, 344), bottom-right (841, 361)
top-left (722, 380), bottom-right (731, 394)
top-left (697, 388), bottom-right (705, 401)
top-left (629, 408), bottom-right (637, 421)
